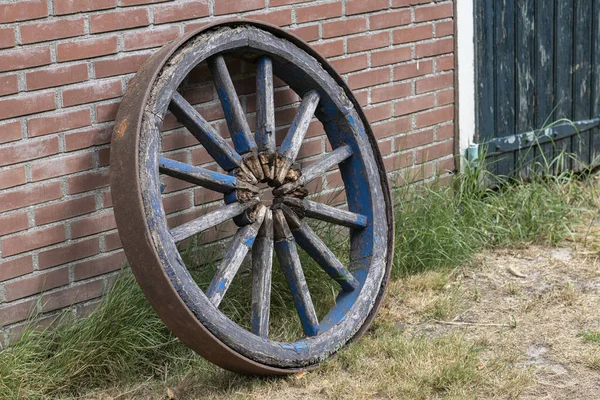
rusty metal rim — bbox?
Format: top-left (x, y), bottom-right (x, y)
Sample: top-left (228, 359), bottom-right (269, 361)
top-left (110, 20), bottom-right (394, 374)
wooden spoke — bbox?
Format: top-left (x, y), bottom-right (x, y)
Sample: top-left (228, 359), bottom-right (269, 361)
top-left (208, 55), bottom-right (257, 155)
top-left (251, 209), bottom-right (273, 337)
top-left (206, 206), bottom-right (267, 307)
top-left (169, 92), bottom-right (242, 172)
top-left (170, 199), bottom-right (259, 242)
top-left (159, 157), bottom-right (258, 194)
top-left (273, 90), bottom-right (320, 185)
top-left (282, 197), bottom-right (368, 229)
top-left (255, 56), bottom-right (276, 155)
top-left (273, 209), bottom-right (319, 337)
top-left (273, 145), bottom-right (353, 196)
top-left (280, 205), bottom-right (358, 292)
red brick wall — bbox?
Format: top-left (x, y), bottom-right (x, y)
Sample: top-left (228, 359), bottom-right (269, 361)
top-left (0, 0), bottom-right (455, 339)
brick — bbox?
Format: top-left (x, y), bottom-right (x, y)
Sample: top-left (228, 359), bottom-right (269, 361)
top-left (322, 17), bottom-right (366, 38)
top-left (0, 0), bottom-right (47, 23)
top-left (20, 18), bottom-right (85, 44)
top-left (399, 129), bottom-right (435, 150)
top-left (415, 106), bottom-right (454, 128)
top-left (62, 79), bottom-right (123, 107)
top-left (41, 279), bottom-right (104, 313)
top-left (372, 117), bottom-right (411, 139)
top-left (121, 0), bottom-right (171, 5)
top-left (74, 251), bottom-right (126, 281)
top-left (96, 101), bottom-right (120, 123)
top-left (271, 0), bottom-right (311, 5)
top-left (371, 82), bottom-right (412, 104)
top-left (90, 8), bottom-right (149, 33)
top-left (54, 0), bottom-right (116, 15)
top-left (348, 68), bottom-right (390, 90)
top-left (71, 212), bottom-right (117, 239)
top-left (287, 24), bottom-right (320, 42)
top-left (2, 224), bottom-right (66, 257)
top-left (392, 0), bottom-right (430, 7)
top-left (31, 153), bottom-right (94, 182)
top-left (383, 151), bottom-right (413, 171)
top-left (311, 39), bottom-right (344, 58)
top-left (393, 60), bottom-right (433, 81)
top-left (438, 89), bottom-right (454, 106)
top-left (0, 74), bottom-right (19, 97)
top-left (57, 36), bottom-right (118, 62)
top-left (26, 63), bottom-right (89, 91)
top-left (393, 24), bottom-right (433, 44)
top-left (364, 103), bottom-right (393, 123)
top-left (38, 238), bottom-right (100, 269)
top-left (65, 125), bottom-right (112, 151)
top-left (346, 0), bottom-right (388, 15)
top-left (416, 72), bottom-right (453, 93)
top-left (416, 37), bottom-right (454, 58)
top-left (371, 46), bottom-right (412, 68)
top-left (0, 121), bottom-right (22, 144)
top-left (5, 268), bottom-right (70, 301)
top-left (0, 136), bottom-right (59, 167)
top-left (330, 54), bottom-right (368, 74)
top-left (154, 0), bottom-right (210, 24)
top-left (0, 212), bottom-right (29, 236)
top-left (98, 148), bottom-right (111, 167)
top-left (437, 123), bottom-right (454, 140)
top-left (370, 9), bottom-right (411, 30)
top-left (395, 93), bottom-right (435, 116)
top-left (35, 195), bottom-right (96, 226)
top-left (0, 165), bottom-right (26, 190)
top-left (436, 20), bottom-right (454, 37)
top-left (123, 25), bottom-right (180, 51)
top-left (0, 256), bottom-right (33, 282)
top-left (0, 299), bottom-right (37, 326)
top-left (94, 52), bottom-right (151, 79)
top-left (0, 181), bottom-right (61, 213)
top-left (28, 108), bottom-right (92, 137)
top-left (0, 46), bottom-right (51, 73)
top-left (416, 140), bottom-right (454, 163)
top-left (0, 27), bottom-right (15, 49)
top-left (347, 31), bottom-right (389, 53)
top-left (246, 9), bottom-right (293, 26)
top-left (437, 54), bottom-right (454, 71)
top-left (414, 3), bottom-right (453, 22)
top-left (104, 231), bottom-right (122, 251)
top-left (163, 192), bottom-right (191, 214)
top-left (215, 0), bottom-right (264, 15)
top-left (296, 1), bottom-right (342, 23)
top-left (67, 169), bottom-right (110, 194)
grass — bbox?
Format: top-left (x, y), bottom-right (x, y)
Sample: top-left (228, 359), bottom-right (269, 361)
top-left (0, 156), bottom-right (598, 399)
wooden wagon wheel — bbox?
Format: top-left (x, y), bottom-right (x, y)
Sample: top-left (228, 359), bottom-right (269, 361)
top-left (110, 21), bottom-right (394, 375)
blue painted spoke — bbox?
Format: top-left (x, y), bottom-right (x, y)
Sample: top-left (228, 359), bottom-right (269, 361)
top-left (169, 92), bottom-right (242, 171)
top-left (273, 90), bottom-right (320, 185)
top-left (273, 209), bottom-right (319, 337)
top-left (159, 157), bottom-right (239, 193)
top-left (282, 197), bottom-right (368, 229)
top-left (255, 56), bottom-right (276, 154)
top-left (280, 205), bottom-right (358, 292)
top-left (208, 55), bottom-right (257, 155)
top-left (170, 199), bottom-right (259, 243)
top-left (206, 206), bottom-right (267, 307)
top-left (251, 209), bottom-right (273, 337)
top-left (273, 145), bottom-right (353, 196)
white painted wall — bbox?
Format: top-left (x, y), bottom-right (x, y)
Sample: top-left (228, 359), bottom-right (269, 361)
top-left (456, 0), bottom-right (476, 169)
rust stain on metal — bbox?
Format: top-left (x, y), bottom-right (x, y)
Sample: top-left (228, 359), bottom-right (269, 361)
top-left (114, 118), bottom-right (129, 141)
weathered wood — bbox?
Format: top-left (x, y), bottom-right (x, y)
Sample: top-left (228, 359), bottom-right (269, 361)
top-left (206, 205), bottom-right (267, 307)
top-left (251, 209), bottom-right (273, 337)
top-left (273, 209), bottom-right (319, 337)
top-left (169, 92), bottom-right (242, 171)
top-left (159, 157), bottom-right (258, 193)
top-left (273, 145), bottom-right (353, 196)
top-left (475, 0), bottom-right (495, 143)
top-left (592, 0), bottom-right (600, 164)
top-left (273, 90), bottom-right (320, 185)
top-left (255, 56), bottom-right (276, 155)
top-left (573, 0), bottom-right (592, 168)
top-left (281, 197), bottom-right (368, 229)
top-left (170, 199), bottom-right (259, 242)
top-left (208, 54), bottom-right (257, 155)
top-left (280, 205), bottom-right (358, 292)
